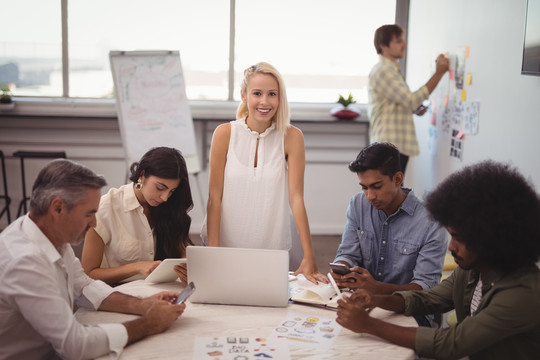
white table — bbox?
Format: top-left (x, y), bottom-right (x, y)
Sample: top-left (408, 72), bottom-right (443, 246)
top-left (76, 280), bottom-right (417, 360)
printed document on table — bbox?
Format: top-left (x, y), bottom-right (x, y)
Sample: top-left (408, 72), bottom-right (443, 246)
top-left (193, 336), bottom-right (290, 359)
top-left (270, 311), bottom-right (342, 350)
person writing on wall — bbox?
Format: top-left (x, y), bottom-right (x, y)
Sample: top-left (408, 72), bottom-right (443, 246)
top-left (204, 62), bottom-right (327, 284)
top-left (368, 24), bottom-right (449, 174)
top-left (0, 159), bottom-right (186, 359)
top-left (82, 147), bottom-right (193, 285)
top-left (336, 161), bottom-right (540, 359)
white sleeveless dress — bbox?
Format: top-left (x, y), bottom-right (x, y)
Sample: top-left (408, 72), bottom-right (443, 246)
top-left (219, 118), bottom-right (291, 250)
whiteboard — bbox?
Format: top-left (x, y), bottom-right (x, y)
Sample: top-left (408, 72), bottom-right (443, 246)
top-left (110, 50), bottom-right (200, 174)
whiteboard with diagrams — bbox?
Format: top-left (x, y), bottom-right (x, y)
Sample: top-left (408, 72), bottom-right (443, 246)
top-left (110, 50), bottom-right (200, 174)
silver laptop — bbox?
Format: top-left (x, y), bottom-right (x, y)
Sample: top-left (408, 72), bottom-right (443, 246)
top-left (187, 246), bottom-right (289, 307)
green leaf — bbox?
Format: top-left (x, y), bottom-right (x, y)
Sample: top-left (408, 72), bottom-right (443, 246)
top-left (336, 92), bottom-right (356, 107)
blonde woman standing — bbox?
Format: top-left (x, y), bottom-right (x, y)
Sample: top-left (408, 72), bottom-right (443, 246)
top-left (205, 62), bottom-right (327, 284)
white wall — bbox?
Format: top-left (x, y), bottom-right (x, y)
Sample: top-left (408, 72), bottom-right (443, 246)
top-left (0, 116), bottom-right (367, 234)
top-left (405, 0), bottom-right (540, 198)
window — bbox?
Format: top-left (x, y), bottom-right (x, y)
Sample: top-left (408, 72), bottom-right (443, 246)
top-left (0, 0), bottom-right (397, 103)
top-left (0, 0), bottom-right (61, 97)
top-left (68, 0), bottom-right (230, 99)
top-left (235, 0), bottom-right (395, 103)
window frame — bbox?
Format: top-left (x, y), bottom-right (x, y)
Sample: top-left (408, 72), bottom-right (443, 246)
top-left (7, 0), bottom-right (409, 120)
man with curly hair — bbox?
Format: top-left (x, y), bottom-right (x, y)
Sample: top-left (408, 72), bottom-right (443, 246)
top-left (336, 160), bottom-right (540, 360)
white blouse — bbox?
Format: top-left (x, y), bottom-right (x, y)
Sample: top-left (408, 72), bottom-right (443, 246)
top-left (219, 118), bottom-right (291, 250)
top-left (94, 184), bottom-right (156, 269)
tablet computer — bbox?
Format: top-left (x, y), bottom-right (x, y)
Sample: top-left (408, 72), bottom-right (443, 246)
top-left (144, 258), bottom-right (186, 283)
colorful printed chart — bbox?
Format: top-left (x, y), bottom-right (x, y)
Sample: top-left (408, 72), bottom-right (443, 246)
top-left (193, 336), bottom-right (290, 360)
top-left (270, 311), bottom-right (342, 350)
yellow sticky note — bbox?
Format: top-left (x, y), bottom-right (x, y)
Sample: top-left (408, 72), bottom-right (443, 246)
top-left (461, 90), bottom-right (467, 102)
top-left (443, 95), bottom-right (449, 107)
top-left (466, 72), bottom-right (472, 85)
top-left (465, 46), bottom-right (470, 58)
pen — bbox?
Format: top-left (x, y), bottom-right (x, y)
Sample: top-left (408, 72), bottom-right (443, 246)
top-left (327, 272), bottom-right (341, 295)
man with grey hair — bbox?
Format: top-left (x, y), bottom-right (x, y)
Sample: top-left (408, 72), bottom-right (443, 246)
top-left (0, 159), bottom-right (186, 359)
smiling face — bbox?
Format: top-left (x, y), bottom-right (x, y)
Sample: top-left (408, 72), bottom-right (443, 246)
top-left (358, 169), bottom-right (405, 216)
top-left (241, 73), bottom-right (279, 131)
top-left (381, 33), bottom-right (407, 60)
top-left (137, 175), bottom-right (180, 207)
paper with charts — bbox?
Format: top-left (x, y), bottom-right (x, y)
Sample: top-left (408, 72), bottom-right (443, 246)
top-left (270, 312), bottom-right (342, 350)
top-left (193, 336), bottom-right (290, 360)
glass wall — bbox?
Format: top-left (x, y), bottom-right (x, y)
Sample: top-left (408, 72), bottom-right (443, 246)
top-left (0, 0), bottom-right (396, 103)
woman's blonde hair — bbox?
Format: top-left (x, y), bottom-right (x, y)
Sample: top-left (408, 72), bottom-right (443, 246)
top-left (236, 62), bottom-right (290, 133)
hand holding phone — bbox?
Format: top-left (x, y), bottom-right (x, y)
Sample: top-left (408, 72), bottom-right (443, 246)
top-left (415, 100), bottom-right (431, 116)
top-left (174, 282), bottom-right (195, 304)
top-left (329, 262), bottom-right (351, 275)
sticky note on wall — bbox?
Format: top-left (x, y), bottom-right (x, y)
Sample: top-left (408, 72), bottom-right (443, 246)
top-left (466, 72), bottom-right (472, 85)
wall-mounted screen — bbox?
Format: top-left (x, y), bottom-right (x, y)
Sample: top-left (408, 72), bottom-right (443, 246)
top-left (522, 0), bottom-right (540, 76)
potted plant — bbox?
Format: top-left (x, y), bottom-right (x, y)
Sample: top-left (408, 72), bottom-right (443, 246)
top-left (330, 93), bottom-right (361, 119)
top-left (0, 83), bottom-right (15, 111)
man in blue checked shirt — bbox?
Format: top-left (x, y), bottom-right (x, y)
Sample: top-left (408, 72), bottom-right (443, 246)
top-left (331, 142), bottom-right (447, 326)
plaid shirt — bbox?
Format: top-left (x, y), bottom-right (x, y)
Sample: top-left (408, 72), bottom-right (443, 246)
top-left (368, 55), bottom-right (429, 156)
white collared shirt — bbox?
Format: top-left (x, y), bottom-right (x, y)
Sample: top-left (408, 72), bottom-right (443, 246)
top-left (0, 215), bottom-right (127, 359)
top-left (95, 184), bottom-right (155, 270)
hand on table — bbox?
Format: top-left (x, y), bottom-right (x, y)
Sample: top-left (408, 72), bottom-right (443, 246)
top-left (141, 300), bottom-right (186, 335)
top-left (293, 258), bottom-right (329, 284)
top-left (336, 289), bottom-right (373, 333)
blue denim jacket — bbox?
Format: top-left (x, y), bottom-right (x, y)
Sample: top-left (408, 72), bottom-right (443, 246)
top-left (334, 189), bottom-right (447, 290)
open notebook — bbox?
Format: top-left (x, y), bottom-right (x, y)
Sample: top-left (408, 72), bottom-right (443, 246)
top-left (187, 246), bottom-right (289, 307)
top-left (290, 273), bottom-right (350, 309)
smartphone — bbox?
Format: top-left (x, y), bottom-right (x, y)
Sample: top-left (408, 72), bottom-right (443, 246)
top-left (329, 262), bottom-right (351, 275)
top-left (418, 100), bottom-right (432, 113)
top-left (174, 282), bottom-right (195, 304)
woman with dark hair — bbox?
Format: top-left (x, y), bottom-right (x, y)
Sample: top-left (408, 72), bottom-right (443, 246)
top-left (82, 147), bottom-right (193, 285)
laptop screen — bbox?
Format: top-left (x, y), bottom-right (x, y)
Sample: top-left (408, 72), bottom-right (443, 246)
top-left (187, 246), bottom-right (289, 307)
